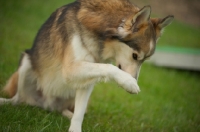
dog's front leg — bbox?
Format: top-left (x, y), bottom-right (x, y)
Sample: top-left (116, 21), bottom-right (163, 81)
top-left (69, 86), bottom-right (93, 132)
top-left (63, 62), bottom-right (140, 94)
top-left (65, 62), bottom-right (140, 132)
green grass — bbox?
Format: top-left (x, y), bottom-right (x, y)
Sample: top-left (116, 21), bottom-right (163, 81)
top-left (0, 0), bottom-right (200, 132)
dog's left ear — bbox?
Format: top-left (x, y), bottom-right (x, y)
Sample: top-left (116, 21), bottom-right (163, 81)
top-left (132, 6), bottom-right (151, 27)
top-left (151, 15), bottom-right (174, 39)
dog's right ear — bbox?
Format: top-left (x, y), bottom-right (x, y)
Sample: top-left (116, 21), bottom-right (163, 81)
top-left (117, 6), bottom-right (151, 38)
top-left (104, 6), bottom-right (151, 39)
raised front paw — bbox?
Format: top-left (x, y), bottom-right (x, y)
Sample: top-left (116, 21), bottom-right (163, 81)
top-left (123, 77), bottom-right (140, 94)
top-left (117, 74), bottom-right (140, 94)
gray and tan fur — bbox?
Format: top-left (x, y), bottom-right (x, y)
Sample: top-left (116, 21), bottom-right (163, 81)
top-left (0, 0), bottom-right (174, 132)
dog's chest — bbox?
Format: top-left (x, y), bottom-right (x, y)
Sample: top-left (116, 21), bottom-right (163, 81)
top-left (71, 34), bottom-right (101, 62)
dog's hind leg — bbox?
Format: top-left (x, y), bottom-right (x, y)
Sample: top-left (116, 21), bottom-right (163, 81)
top-left (62, 109), bottom-right (74, 119)
top-left (0, 93), bottom-right (19, 105)
top-left (62, 99), bottom-right (75, 119)
top-left (16, 53), bottom-right (44, 107)
top-left (0, 52), bottom-right (41, 107)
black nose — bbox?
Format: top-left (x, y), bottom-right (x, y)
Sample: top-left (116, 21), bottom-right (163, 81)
top-left (118, 64), bottom-right (122, 69)
top-left (118, 64), bottom-right (121, 69)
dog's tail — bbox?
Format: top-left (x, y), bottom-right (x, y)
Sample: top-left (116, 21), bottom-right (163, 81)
top-left (3, 71), bottom-right (18, 98)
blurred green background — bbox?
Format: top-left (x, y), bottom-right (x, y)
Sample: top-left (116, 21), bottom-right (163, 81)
top-left (0, 0), bottom-right (200, 132)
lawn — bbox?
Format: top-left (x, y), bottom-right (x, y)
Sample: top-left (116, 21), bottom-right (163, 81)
top-left (0, 0), bottom-right (200, 132)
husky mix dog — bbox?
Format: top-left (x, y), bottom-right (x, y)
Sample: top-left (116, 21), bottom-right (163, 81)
top-left (0, 0), bottom-right (173, 131)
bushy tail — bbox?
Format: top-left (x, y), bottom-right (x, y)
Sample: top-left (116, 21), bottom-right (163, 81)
top-left (3, 71), bottom-right (18, 98)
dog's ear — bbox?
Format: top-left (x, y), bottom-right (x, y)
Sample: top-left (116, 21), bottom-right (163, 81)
top-left (117, 6), bottom-right (151, 38)
top-left (105, 6), bottom-right (151, 39)
top-left (151, 15), bottom-right (174, 40)
top-left (104, 6), bottom-right (151, 39)
top-left (132, 6), bottom-right (151, 27)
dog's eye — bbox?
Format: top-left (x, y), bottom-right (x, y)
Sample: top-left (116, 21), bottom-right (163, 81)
top-left (132, 53), bottom-right (138, 60)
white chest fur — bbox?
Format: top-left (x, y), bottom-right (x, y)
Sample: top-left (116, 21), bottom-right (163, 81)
top-left (71, 34), bottom-right (100, 62)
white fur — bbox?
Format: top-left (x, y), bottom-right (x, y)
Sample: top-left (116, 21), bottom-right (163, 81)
top-left (138, 51), bottom-right (145, 60)
top-left (38, 68), bottom-right (75, 99)
top-left (17, 54), bottom-right (37, 104)
top-left (72, 35), bottom-right (93, 62)
top-left (69, 86), bottom-right (94, 132)
top-left (18, 53), bottom-right (32, 93)
top-left (147, 39), bottom-right (154, 57)
top-left (117, 27), bottom-right (130, 38)
top-left (72, 34), bottom-right (99, 62)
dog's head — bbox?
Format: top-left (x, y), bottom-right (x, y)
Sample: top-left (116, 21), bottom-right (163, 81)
top-left (103, 6), bottom-right (174, 80)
